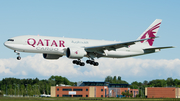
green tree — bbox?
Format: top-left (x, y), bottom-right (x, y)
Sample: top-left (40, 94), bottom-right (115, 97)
top-left (121, 92), bottom-right (125, 96)
top-left (131, 81), bottom-right (139, 86)
top-left (0, 91), bottom-right (4, 97)
top-left (148, 79), bottom-right (166, 87)
top-left (126, 90), bottom-right (130, 97)
top-left (136, 94), bottom-right (140, 98)
top-left (121, 90), bottom-right (132, 98)
top-left (20, 84), bottom-right (25, 96)
top-left (131, 81), bottom-right (142, 88)
top-left (174, 79), bottom-right (180, 87)
top-left (63, 77), bottom-right (70, 85)
top-left (33, 78), bottom-right (39, 84)
top-left (118, 76), bottom-right (121, 81)
top-left (129, 93), bottom-right (133, 97)
top-left (113, 76), bottom-right (117, 83)
top-left (105, 76), bottom-right (128, 84)
top-left (143, 80), bottom-right (148, 85)
top-left (130, 85), bottom-right (138, 89)
top-left (104, 76), bottom-right (113, 83)
top-left (48, 75), bottom-right (72, 85)
top-left (48, 80), bottom-right (56, 86)
top-left (8, 84), bottom-right (14, 95)
top-left (55, 76), bottom-right (63, 84)
top-left (167, 77), bottom-right (174, 86)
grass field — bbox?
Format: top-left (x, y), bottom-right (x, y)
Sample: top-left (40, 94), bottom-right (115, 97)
top-left (0, 97), bottom-right (179, 101)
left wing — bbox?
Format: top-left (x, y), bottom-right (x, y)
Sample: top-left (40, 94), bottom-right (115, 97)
top-left (85, 37), bottom-right (156, 53)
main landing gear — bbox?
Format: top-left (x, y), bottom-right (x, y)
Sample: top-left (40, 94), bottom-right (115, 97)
top-left (14, 50), bottom-right (21, 60)
top-left (86, 60), bottom-right (99, 66)
top-left (72, 59), bottom-right (99, 66)
top-left (72, 59), bottom-right (85, 66)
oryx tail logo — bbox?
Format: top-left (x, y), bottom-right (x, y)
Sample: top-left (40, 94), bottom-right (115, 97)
top-left (75, 51), bottom-right (78, 54)
top-left (141, 22), bottom-right (161, 46)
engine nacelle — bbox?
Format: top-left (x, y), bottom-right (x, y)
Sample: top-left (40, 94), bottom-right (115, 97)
top-left (43, 54), bottom-right (62, 59)
top-left (66, 47), bottom-right (87, 59)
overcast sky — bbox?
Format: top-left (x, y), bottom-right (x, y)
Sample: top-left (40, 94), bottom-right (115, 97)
top-left (0, 0), bottom-right (179, 84)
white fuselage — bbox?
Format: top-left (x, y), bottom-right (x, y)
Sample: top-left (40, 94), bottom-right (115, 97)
top-left (4, 35), bottom-right (151, 58)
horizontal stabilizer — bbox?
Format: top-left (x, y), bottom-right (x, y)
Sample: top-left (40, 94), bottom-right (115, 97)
top-left (143, 46), bottom-right (174, 53)
top-left (144, 46), bottom-right (175, 50)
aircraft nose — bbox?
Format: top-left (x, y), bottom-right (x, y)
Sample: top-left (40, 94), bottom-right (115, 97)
top-left (4, 41), bottom-right (8, 47)
top-left (4, 39), bottom-right (15, 49)
top-left (4, 41), bottom-right (11, 48)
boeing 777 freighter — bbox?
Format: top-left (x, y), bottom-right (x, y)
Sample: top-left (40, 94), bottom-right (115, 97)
top-left (4, 19), bottom-right (174, 66)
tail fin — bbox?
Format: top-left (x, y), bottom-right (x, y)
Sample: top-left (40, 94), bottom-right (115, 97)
top-left (137, 19), bottom-right (162, 46)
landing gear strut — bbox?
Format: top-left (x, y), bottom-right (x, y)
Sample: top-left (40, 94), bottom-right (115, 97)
top-left (72, 59), bottom-right (85, 66)
top-left (14, 50), bottom-right (21, 60)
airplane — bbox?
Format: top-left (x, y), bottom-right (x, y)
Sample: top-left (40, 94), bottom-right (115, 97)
top-left (4, 19), bottom-right (174, 66)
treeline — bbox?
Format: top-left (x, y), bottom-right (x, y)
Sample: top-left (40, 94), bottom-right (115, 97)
top-left (104, 76), bottom-right (180, 97)
top-left (0, 76), bottom-right (76, 96)
top-left (104, 76), bottom-right (180, 87)
top-left (130, 77), bottom-right (180, 97)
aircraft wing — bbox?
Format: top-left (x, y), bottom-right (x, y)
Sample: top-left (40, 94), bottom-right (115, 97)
top-left (85, 37), bottom-right (156, 53)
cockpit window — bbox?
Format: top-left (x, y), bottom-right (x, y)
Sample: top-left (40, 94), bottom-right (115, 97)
top-left (7, 39), bottom-right (14, 41)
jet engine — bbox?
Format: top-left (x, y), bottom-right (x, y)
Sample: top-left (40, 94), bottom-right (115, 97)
top-left (66, 47), bottom-right (87, 59)
top-left (43, 54), bottom-right (62, 59)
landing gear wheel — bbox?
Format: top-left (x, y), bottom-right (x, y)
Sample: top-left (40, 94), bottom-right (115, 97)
top-left (76, 61), bottom-right (81, 65)
top-left (17, 56), bottom-right (21, 60)
top-left (86, 60), bottom-right (91, 64)
top-left (80, 62), bottom-right (85, 66)
top-left (73, 60), bottom-right (78, 64)
top-left (90, 61), bottom-right (94, 65)
top-left (94, 62), bottom-right (99, 66)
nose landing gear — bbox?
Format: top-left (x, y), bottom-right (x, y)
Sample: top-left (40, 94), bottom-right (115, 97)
top-left (17, 56), bottom-right (21, 60)
top-left (14, 50), bottom-right (21, 60)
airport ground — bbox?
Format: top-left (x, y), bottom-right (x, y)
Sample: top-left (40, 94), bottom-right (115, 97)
top-left (0, 97), bottom-right (179, 101)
